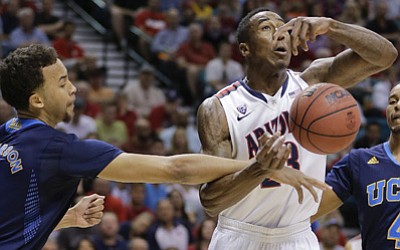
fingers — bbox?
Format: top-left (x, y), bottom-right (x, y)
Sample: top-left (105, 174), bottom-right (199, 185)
top-left (83, 211), bottom-right (103, 226)
top-left (256, 132), bottom-right (280, 163)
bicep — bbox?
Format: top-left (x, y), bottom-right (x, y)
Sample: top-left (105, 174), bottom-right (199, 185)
top-left (197, 97), bottom-right (232, 158)
top-left (302, 49), bottom-right (383, 88)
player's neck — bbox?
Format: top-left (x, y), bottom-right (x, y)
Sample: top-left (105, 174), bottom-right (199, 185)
top-left (17, 110), bottom-right (53, 127)
top-left (245, 71), bottom-right (287, 95)
top-left (388, 134), bottom-right (400, 157)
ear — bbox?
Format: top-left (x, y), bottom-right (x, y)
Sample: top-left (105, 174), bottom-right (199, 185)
top-left (29, 93), bottom-right (44, 109)
top-left (239, 43), bottom-right (250, 57)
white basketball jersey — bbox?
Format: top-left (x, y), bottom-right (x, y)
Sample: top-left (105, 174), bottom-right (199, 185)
top-left (216, 69), bottom-right (326, 227)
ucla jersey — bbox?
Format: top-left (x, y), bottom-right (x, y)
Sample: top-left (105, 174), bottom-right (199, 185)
top-left (216, 70), bottom-right (326, 227)
top-left (326, 142), bottom-right (400, 250)
top-left (0, 118), bottom-right (122, 249)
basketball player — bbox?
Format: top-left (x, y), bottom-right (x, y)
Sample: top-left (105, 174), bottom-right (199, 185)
top-left (312, 84), bottom-right (400, 249)
top-left (0, 44), bottom-right (326, 249)
top-left (197, 8), bottom-right (397, 250)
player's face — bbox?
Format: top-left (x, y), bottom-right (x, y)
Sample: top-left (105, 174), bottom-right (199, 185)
top-left (39, 59), bottom-right (76, 124)
top-left (387, 84), bottom-right (400, 133)
top-left (247, 11), bottom-right (291, 69)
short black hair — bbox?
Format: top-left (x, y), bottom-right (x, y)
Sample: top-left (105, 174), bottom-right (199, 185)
top-left (236, 7), bottom-right (271, 44)
top-left (0, 44), bottom-right (57, 110)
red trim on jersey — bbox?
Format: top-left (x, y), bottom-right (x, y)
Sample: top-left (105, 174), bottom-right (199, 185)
top-left (215, 81), bottom-right (242, 99)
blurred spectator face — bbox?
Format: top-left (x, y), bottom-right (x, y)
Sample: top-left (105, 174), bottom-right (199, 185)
top-left (376, 2), bottom-right (388, 18)
top-left (99, 212), bottom-right (120, 238)
top-left (92, 178), bottom-right (111, 196)
top-left (320, 225), bottom-right (342, 248)
top-left (76, 81), bottom-right (91, 100)
top-left (168, 190), bottom-right (184, 210)
top-left (8, 0), bottom-right (20, 14)
top-left (149, 0), bottom-right (161, 11)
top-left (207, 16), bottom-right (222, 32)
top-left (166, 8), bottom-right (180, 29)
top-left (157, 199), bottom-right (174, 223)
top-left (130, 212), bottom-right (154, 237)
top-left (64, 22), bottom-right (77, 38)
top-left (42, 0), bottom-right (54, 14)
top-left (102, 105), bottom-right (117, 125)
top-left (76, 238), bottom-right (95, 250)
top-left (219, 42), bottom-right (232, 60)
top-left (172, 128), bottom-right (189, 151)
top-left (150, 140), bottom-right (166, 155)
top-left (139, 72), bottom-right (155, 90)
top-left (135, 118), bottom-right (152, 139)
top-left (173, 110), bottom-right (189, 127)
top-left (130, 183), bottom-right (146, 206)
top-left (366, 123), bottom-right (381, 143)
top-left (129, 237), bottom-right (149, 250)
top-left (188, 23), bottom-right (203, 42)
top-left (18, 8), bottom-right (35, 30)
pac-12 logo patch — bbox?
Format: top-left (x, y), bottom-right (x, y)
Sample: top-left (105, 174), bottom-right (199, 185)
top-left (237, 104), bottom-right (247, 115)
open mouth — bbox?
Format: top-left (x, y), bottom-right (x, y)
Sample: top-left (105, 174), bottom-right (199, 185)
top-left (391, 114), bottom-right (400, 121)
top-left (274, 46), bottom-right (287, 55)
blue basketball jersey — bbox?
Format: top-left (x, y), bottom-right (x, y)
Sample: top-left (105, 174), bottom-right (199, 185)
top-left (0, 118), bottom-right (122, 249)
top-left (326, 142), bottom-right (400, 250)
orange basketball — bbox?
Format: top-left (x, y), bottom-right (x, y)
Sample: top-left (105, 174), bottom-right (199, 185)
top-left (289, 83), bottom-right (361, 155)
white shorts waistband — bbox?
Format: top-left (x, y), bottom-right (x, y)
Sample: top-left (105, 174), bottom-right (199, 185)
top-left (217, 215), bottom-right (312, 241)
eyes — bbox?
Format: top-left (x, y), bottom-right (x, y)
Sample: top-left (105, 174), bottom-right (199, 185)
top-left (262, 25), bottom-right (272, 31)
top-left (389, 98), bottom-right (398, 105)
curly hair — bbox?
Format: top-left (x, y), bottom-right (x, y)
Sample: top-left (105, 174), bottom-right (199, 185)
top-left (236, 7), bottom-right (271, 44)
top-left (0, 44), bottom-right (57, 111)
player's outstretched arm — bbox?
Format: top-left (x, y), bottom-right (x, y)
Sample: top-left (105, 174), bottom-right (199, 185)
top-left (197, 97), bottom-right (330, 217)
top-left (97, 128), bottom-right (289, 184)
top-left (55, 194), bottom-right (105, 230)
top-left (275, 17), bottom-right (397, 87)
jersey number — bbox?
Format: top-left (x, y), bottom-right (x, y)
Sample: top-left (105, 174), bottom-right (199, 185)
top-left (388, 212), bottom-right (400, 249)
top-left (261, 141), bottom-right (299, 188)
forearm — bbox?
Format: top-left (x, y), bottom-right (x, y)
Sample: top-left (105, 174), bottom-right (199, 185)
top-left (326, 19), bottom-right (397, 67)
top-left (200, 159), bottom-right (268, 217)
top-left (99, 153), bottom-right (250, 184)
top-left (54, 208), bottom-right (75, 230)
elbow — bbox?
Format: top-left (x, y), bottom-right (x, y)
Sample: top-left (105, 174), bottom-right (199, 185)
top-left (380, 43), bottom-right (398, 69)
top-left (201, 197), bottom-right (222, 218)
top-left (200, 188), bottom-right (223, 217)
top-left (167, 157), bottom-right (190, 184)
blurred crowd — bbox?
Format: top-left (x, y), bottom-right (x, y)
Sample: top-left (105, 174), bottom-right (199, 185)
top-left (0, 0), bottom-right (399, 249)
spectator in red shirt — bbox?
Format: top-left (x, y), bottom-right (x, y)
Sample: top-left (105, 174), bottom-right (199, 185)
top-left (91, 178), bottom-right (128, 223)
top-left (134, 0), bottom-right (166, 60)
top-left (53, 21), bottom-right (85, 67)
top-left (175, 22), bottom-right (215, 104)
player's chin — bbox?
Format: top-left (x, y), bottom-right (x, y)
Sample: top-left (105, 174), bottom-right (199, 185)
top-left (63, 111), bottom-right (74, 123)
top-left (390, 125), bottom-right (400, 134)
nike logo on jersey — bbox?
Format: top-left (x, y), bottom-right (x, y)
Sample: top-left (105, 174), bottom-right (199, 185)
top-left (367, 156), bottom-right (379, 164)
top-left (237, 112), bottom-right (252, 121)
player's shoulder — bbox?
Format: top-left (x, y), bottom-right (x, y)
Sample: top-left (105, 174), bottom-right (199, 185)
top-left (347, 143), bottom-right (385, 162)
top-left (214, 80), bottom-right (243, 99)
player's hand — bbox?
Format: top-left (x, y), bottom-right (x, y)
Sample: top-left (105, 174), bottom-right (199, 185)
top-left (70, 194), bottom-right (105, 228)
top-left (268, 167), bottom-right (332, 204)
top-left (255, 132), bottom-right (291, 173)
top-left (274, 17), bottom-right (332, 56)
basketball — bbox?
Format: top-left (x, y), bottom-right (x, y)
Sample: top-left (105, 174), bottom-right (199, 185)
top-left (289, 83), bottom-right (361, 155)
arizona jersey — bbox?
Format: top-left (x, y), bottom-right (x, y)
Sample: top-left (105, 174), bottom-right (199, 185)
top-left (0, 118), bottom-right (122, 249)
top-left (216, 70), bottom-right (326, 227)
top-left (326, 143), bottom-right (400, 250)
